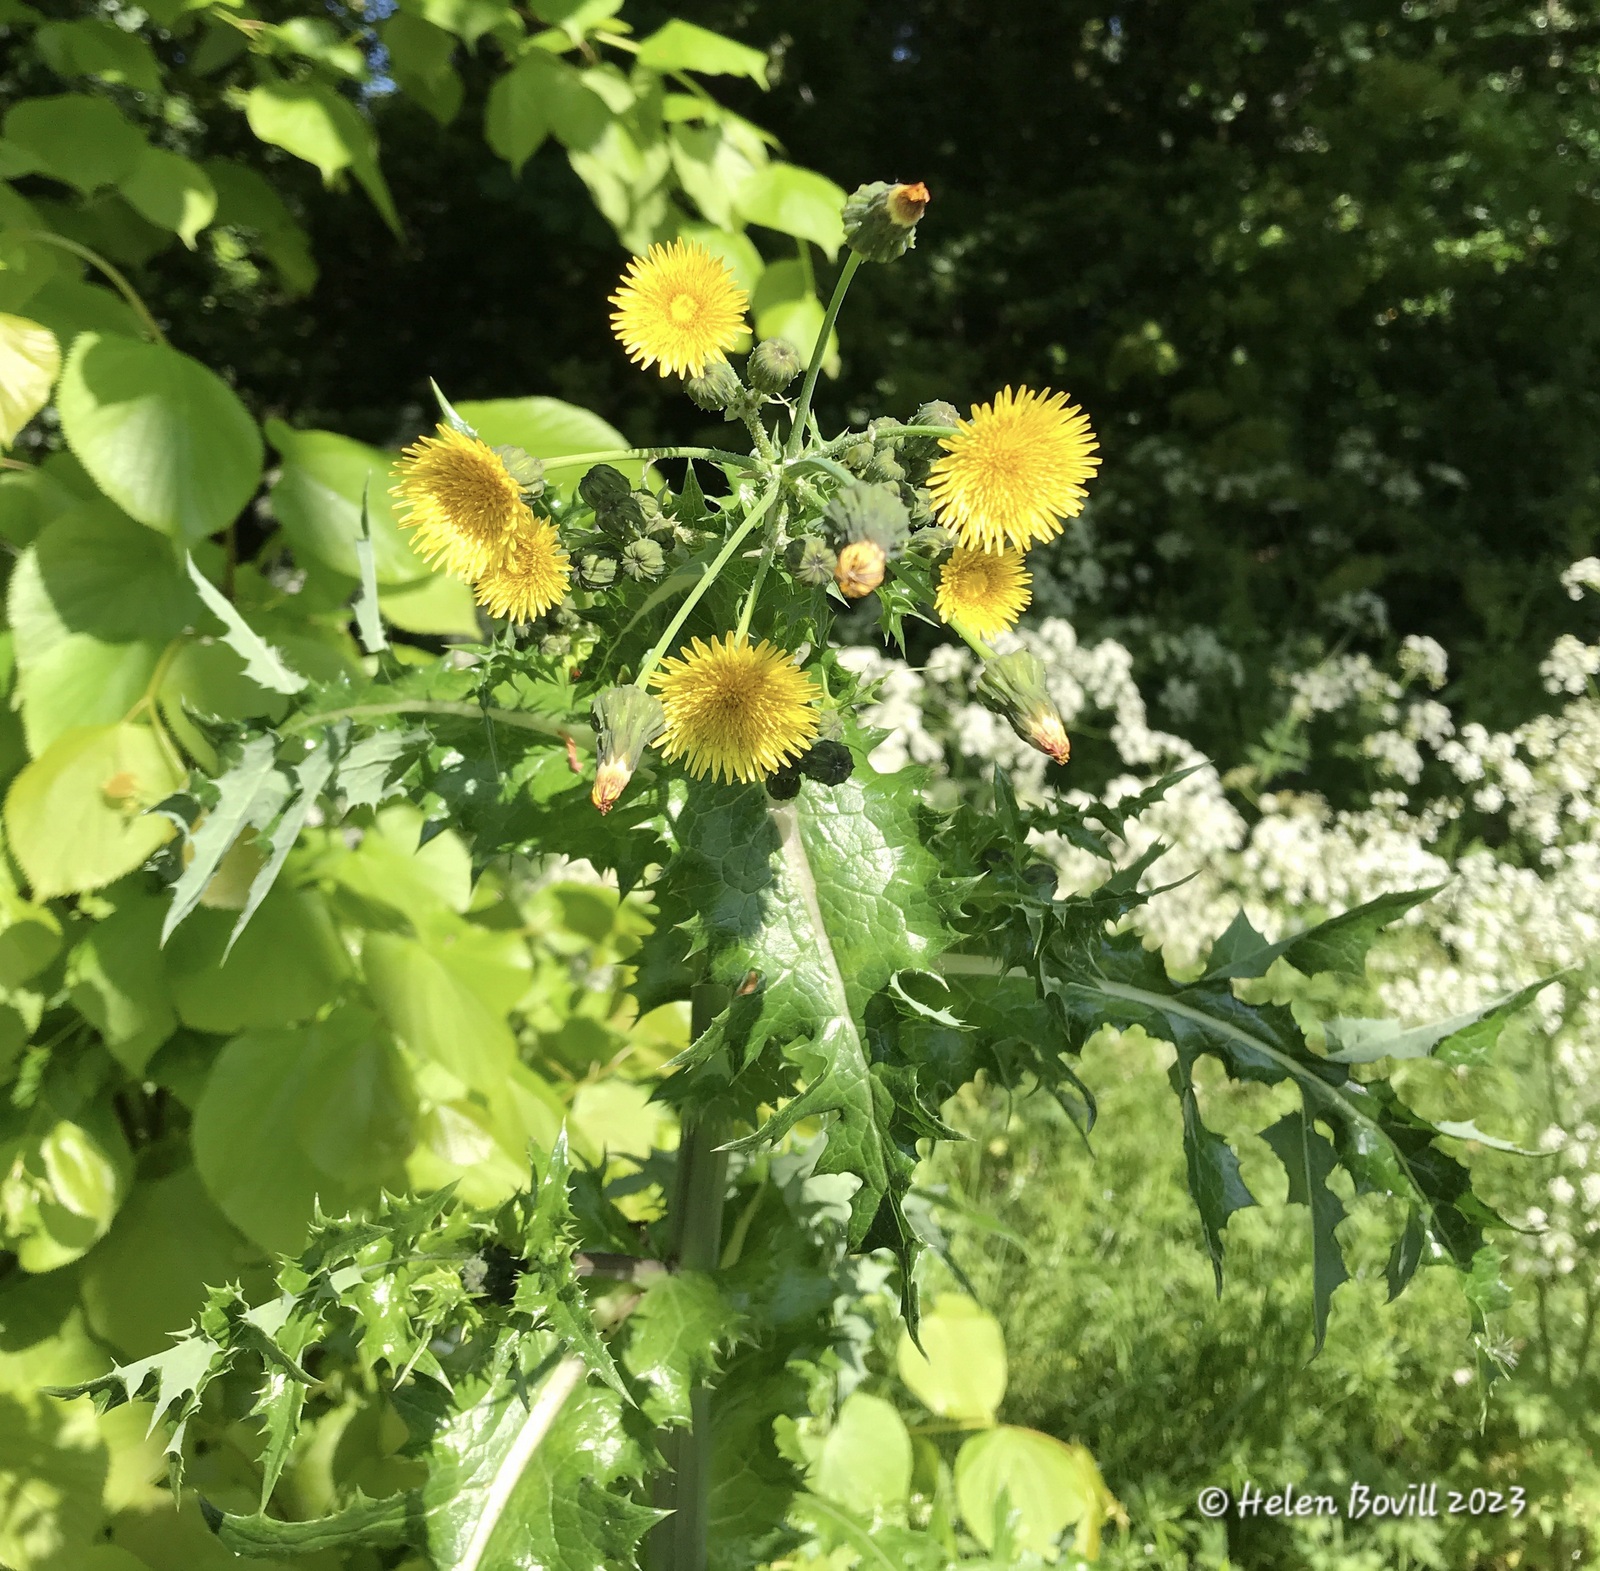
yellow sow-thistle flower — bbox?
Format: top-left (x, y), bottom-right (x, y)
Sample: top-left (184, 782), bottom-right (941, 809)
top-left (609, 239), bottom-right (749, 380)
top-left (927, 386), bottom-right (1100, 554)
top-left (392, 424), bottom-right (532, 580)
top-left (934, 547), bottom-right (1032, 638)
top-left (649, 634), bottom-right (820, 784)
top-left (471, 516), bottom-right (571, 623)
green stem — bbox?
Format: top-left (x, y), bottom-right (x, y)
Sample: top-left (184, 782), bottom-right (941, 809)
top-left (10, 230), bottom-right (167, 345)
top-left (787, 252), bottom-right (864, 457)
top-left (882, 423), bottom-right (961, 440)
top-left (952, 622), bottom-right (997, 661)
top-left (541, 446), bottom-right (756, 471)
top-left (636, 481), bottom-right (781, 680)
top-left (650, 986), bottom-right (730, 1571)
top-left (734, 504), bottom-right (784, 642)
top-left (280, 699), bottom-right (593, 745)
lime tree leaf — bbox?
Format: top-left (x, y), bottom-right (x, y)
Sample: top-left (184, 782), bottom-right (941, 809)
top-left (58, 333), bottom-right (264, 542)
top-left (243, 80), bottom-right (401, 235)
top-left (264, 419), bottom-right (427, 584)
top-left (186, 556), bottom-right (307, 695)
top-left (1201, 886), bottom-right (1440, 982)
top-left (4, 722), bottom-right (181, 897)
top-left (810, 1391), bottom-right (911, 1518)
top-left (1261, 1105), bottom-right (1350, 1355)
top-left (752, 260), bottom-right (834, 369)
top-left (0, 313), bottom-right (59, 446)
top-left (118, 146), bottom-right (217, 248)
top-left (655, 767), bottom-right (951, 1282)
top-left (894, 1293), bottom-right (1007, 1425)
top-left (484, 51), bottom-right (563, 174)
top-left (65, 891), bottom-right (177, 1074)
top-left (1323, 976), bottom-right (1556, 1067)
top-left (34, 19), bottom-right (163, 92)
top-left (636, 19), bottom-right (768, 84)
top-left (953, 1426), bottom-right (1109, 1558)
top-left (621, 1270), bottom-right (742, 1428)
top-left (192, 1006), bottom-right (414, 1253)
top-left (0, 93), bottom-right (145, 192)
top-left (381, 12), bottom-right (463, 126)
top-left (735, 164), bottom-right (846, 257)
top-left (455, 396), bottom-right (634, 494)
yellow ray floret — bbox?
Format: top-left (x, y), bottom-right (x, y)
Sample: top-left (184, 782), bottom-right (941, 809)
top-left (392, 424), bottom-right (530, 580)
top-left (934, 547), bottom-right (1032, 638)
top-left (648, 634), bottom-right (820, 784)
top-left (926, 386), bottom-right (1100, 553)
top-left (609, 239), bottom-right (750, 379)
top-left (472, 517), bottom-right (571, 622)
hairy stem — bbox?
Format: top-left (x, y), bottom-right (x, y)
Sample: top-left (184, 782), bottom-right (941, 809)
top-left (636, 481), bottom-right (781, 681)
top-left (651, 985), bottom-right (730, 1571)
top-left (281, 699), bottom-right (593, 746)
top-left (787, 252), bottom-right (863, 457)
top-left (540, 446), bottom-right (756, 471)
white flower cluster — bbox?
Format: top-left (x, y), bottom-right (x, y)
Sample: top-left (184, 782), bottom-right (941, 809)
top-left (870, 561), bottom-right (1600, 1302)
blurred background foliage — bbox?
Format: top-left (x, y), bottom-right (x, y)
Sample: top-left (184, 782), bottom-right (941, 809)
top-left (2, 0), bottom-right (1598, 1567)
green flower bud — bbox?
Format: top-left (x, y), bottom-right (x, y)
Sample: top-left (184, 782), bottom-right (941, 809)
top-left (633, 490), bottom-right (671, 535)
top-left (904, 487), bottom-right (937, 530)
top-left (621, 537), bottom-right (667, 581)
top-left (864, 449), bottom-right (905, 485)
top-left (824, 480), bottom-right (912, 555)
top-left (764, 761), bottom-right (803, 801)
top-left (591, 684), bottom-right (666, 814)
top-left (685, 358), bottom-right (744, 412)
top-left (575, 550), bottom-right (619, 590)
top-left (798, 738), bottom-right (854, 785)
top-left (491, 443), bottom-right (546, 499)
top-left (841, 440), bottom-right (876, 474)
top-left (579, 464), bottom-right (632, 511)
top-left (910, 522), bottom-right (956, 555)
top-left (789, 537), bottom-right (838, 588)
top-left (539, 633), bottom-right (572, 658)
top-left (843, 180), bottom-right (930, 263)
top-left (901, 399), bottom-right (962, 478)
top-left (977, 650), bottom-right (1072, 765)
top-left (914, 399), bottom-right (960, 431)
top-left (747, 337), bottom-right (803, 394)
top-left (594, 495), bottom-right (646, 538)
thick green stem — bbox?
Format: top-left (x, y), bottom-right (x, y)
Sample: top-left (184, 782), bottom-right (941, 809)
top-left (8, 230), bottom-right (167, 344)
top-left (281, 699), bottom-right (593, 746)
top-left (787, 252), bottom-right (863, 456)
top-left (636, 482), bottom-right (781, 681)
top-left (651, 985), bottom-right (730, 1571)
top-left (734, 503), bottom-right (785, 642)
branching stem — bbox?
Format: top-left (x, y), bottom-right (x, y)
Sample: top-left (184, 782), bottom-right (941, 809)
top-left (787, 252), bottom-right (863, 457)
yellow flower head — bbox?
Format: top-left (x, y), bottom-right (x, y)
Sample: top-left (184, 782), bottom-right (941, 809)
top-left (392, 424), bottom-right (531, 580)
top-left (934, 547), bottom-right (1032, 638)
top-left (926, 386), bottom-right (1100, 554)
top-left (648, 634), bottom-right (820, 784)
top-left (471, 516), bottom-right (571, 623)
top-left (609, 239), bottom-right (750, 379)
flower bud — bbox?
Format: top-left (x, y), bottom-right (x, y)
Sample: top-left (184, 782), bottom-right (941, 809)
top-left (591, 684), bottom-right (666, 814)
top-left (977, 650), bottom-right (1071, 765)
top-left (824, 480), bottom-right (911, 555)
top-left (864, 449), bottom-right (905, 485)
top-left (909, 522), bottom-right (956, 555)
top-left (621, 537), bottom-right (667, 581)
top-left (575, 550), bottom-right (618, 590)
top-left (842, 180), bottom-right (930, 263)
top-left (579, 464), bottom-right (632, 511)
top-left (840, 440), bottom-right (876, 474)
top-left (799, 738), bottom-right (854, 785)
top-left (764, 761), bottom-right (803, 801)
top-left (789, 537), bottom-right (838, 588)
top-left (685, 358), bottom-right (744, 412)
top-left (491, 443), bottom-right (546, 500)
top-left (835, 539), bottom-right (886, 599)
top-left (747, 337), bottom-right (803, 394)
top-left (900, 400), bottom-right (962, 479)
top-left (539, 633), bottom-right (572, 658)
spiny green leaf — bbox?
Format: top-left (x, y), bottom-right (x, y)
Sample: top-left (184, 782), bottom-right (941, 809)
top-left (1261, 1104), bottom-right (1350, 1355)
top-left (1323, 975), bottom-right (1557, 1066)
top-left (185, 554), bottom-right (308, 695)
top-left (1170, 1060), bottom-right (1255, 1295)
top-left (160, 734), bottom-right (288, 942)
top-left (1202, 885), bottom-right (1440, 982)
top-left (621, 1270), bottom-right (743, 1428)
top-left (208, 1488), bottom-right (422, 1556)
